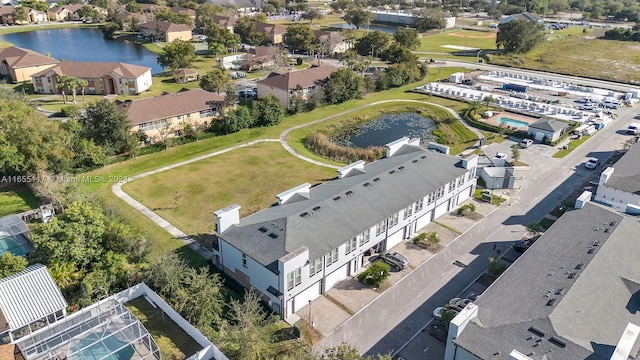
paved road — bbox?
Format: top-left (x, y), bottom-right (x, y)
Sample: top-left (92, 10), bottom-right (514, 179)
top-left (311, 102), bottom-right (637, 358)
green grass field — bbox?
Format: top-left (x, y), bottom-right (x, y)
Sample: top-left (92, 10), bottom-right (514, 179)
top-left (552, 135), bottom-right (591, 158)
top-left (0, 184), bottom-right (40, 217)
top-left (418, 29), bottom-right (497, 53)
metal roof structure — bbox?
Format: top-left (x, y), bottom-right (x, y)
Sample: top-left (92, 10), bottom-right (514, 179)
top-left (15, 298), bottom-right (160, 360)
top-left (0, 264), bottom-right (67, 332)
top-left (0, 214), bottom-right (34, 257)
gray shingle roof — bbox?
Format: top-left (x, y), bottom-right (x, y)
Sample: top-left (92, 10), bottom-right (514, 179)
top-left (604, 142), bottom-right (640, 194)
top-left (528, 118), bottom-right (567, 132)
top-left (219, 144), bottom-right (468, 266)
top-left (455, 203), bottom-right (640, 359)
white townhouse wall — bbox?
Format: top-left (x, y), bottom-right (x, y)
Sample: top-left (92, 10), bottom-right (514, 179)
top-left (594, 143), bottom-right (640, 212)
top-left (215, 137), bottom-right (478, 319)
top-left (134, 69), bottom-right (153, 93)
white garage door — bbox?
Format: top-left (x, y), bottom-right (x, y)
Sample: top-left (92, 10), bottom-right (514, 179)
top-left (293, 282), bottom-right (321, 313)
top-left (324, 264), bottom-right (348, 291)
top-left (434, 200), bottom-right (449, 219)
top-left (386, 228), bottom-right (404, 249)
top-left (458, 186), bottom-right (472, 203)
top-left (416, 210), bottom-right (432, 230)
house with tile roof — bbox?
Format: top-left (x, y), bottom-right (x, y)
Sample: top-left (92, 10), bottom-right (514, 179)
top-left (0, 46), bottom-right (59, 83)
top-left (170, 6), bottom-right (196, 21)
top-left (594, 142), bottom-right (640, 212)
top-left (256, 65), bottom-right (337, 109)
top-left (313, 30), bottom-right (351, 55)
top-left (117, 88), bottom-right (225, 141)
top-left (445, 200), bottom-right (640, 360)
top-left (254, 21), bottom-right (286, 44)
top-left (211, 14), bottom-right (238, 32)
top-left (527, 118), bottom-right (568, 142)
top-left (47, 4), bottom-right (107, 22)
top-left (139, 21), bottom-right (192, 42)
top-left (214, 137), bottom-right (479, 318)
top-left (31, 61), bottom-right (152, 95)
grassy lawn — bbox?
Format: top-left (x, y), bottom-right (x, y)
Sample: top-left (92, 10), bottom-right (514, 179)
top-left (418, 29), bottom-right (497, 53)
top-left (538, 217), bottom-right (556, 230)
top-left (552, 135), bottom-right (591, 158)
top-left (123, 141), bottom-right (337, 236)
top-left (473, 188), bottom-right (506, 205)
top-left (488, 28), bottom-right (640, 83)
top-left (126, 297), bottom-right (202, 360)
top-left (0, 184), bottom-right (40, 217)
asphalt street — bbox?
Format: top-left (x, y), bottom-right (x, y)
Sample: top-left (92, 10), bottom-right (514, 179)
top-left (313, 85), bottom-right (638, 358)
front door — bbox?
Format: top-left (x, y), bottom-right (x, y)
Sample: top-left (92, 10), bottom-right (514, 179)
top-left (286, 299), bottom-right (294, 317)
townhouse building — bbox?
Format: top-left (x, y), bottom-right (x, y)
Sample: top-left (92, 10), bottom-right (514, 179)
top-left (139, 21), bottom-right (192, 42)
top-left (215, 137), bottom-right (478, 318)
top-left (256, 65), bottom-right (337, 109)
top-left (0, 46), bottom-right (59, 83)
top-left (594, 141), bottom-right (640, 212)
top-left (254, 21), bottom-right (286, 44)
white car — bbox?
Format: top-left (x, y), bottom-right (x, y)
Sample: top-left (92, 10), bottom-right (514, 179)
top-left (519, 139), bottom-right (533, 148)
top-left (627, 124), bottom-right (639, 135)
top-left (585, 158), bottom-right (600, 170)
top-left (494, 153), bottom-right (508, 160)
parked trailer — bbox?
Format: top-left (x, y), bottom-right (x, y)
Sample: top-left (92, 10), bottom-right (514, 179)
top-left (502, 83), bottom-right (528, 92)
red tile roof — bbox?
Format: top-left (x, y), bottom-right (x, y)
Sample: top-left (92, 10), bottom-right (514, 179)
top-left (257, 65), bottom-right (337, 91)
top-left (32, 61), bottom-right (150, 78)
top-left (0, 46), bottom-right (59, 68)
top-left (120, 89), bottom-right (224, 125)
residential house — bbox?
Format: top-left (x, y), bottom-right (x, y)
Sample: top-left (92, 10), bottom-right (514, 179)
top-left (313, 30), bottom-right (351, 56)
top-left (445, 200), bottom-right (640, 360)
top-left (214, 137), bottom-right (479, 318)
top-left (595, 142), bottom-right (640, 212)
top-left (0, 46), bottom-right (60, 83)
top-left (47, 4), bottom-right (107, 22)
top-left (0, 264), bottom-right (67, 345)
top-left (244, 46), bottom-right (276, 71)
top-left (174, 68), bottom-right (199, 83)
top-left (254, 21), bottom-right (286, 44)
top-left (527, 118), bottom-right (568, 142)
top-left (170, 6), bottom-right (196, 21)
top-left (0, 215), bottom-right (33, 257)
top-left (32, 61), bottom-right (152, 95)
top-left (205, 0), bottom-right (263, 11)
top-left (118, 88), bottom-right (224, 141)
top-left (256, 65), bottom-right (337, 109)
top-left (0, 7), bottom-right (13, 25)
top-left (499, 12), bottom-right (542, 24)
top-left (211, 14), bottom-right (238, 32)
top-left (139, 21), bottom-right (192, 42)
top-left (116, 11), bottom-right (151, 30)
top-left (25, 8), bottom-right (48, 23)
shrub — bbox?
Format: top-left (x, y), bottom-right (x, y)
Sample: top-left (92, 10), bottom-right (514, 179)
top-left (296, 57), bottom-right (303, 65)
top-left (487, 257), bottom-right (508, 277)
top-left (440, 308), bottom-right (458, 327)
top-left (413, 231), bottom-right (439, 248)
top-left (412, 232), bottom-right (427, 245)
top-left (61, 105), bottom-right (79, 118)
top-left (304, 132), bottom-right (386, 163)
top-left (457, 203), bottom-right (476, 215)
top-left (357, 261), bottom-right (390, 287)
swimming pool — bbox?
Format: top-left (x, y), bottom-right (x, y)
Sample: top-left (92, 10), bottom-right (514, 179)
top-left (496, 117), bottom-right (530, 128)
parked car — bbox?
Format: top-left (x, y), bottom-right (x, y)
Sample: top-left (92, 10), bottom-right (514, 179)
top-left (461, 78), bottom-right (476, 86)
top-left (378, 251), bottom-right (408, 270)
top-left (494, 153), bottom-right (508, 160)
top-left (433, 306), bottom-right (459, 320)
top-left (448, 298), bottom-right (473, 312)
top-left (585, 157), bottom-right (600, 170)
top-left (627, 123), bottom-right (639, 135)
top-left (513, 239), bottom-right (533, 252)
top-left (519, 138), bottom-right (533, 148)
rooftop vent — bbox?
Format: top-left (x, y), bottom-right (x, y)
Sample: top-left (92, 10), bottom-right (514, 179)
top-left (333, 196), bottom-right (341, 201)
top-left (398, 166), bottom-right (405, 171)
top-left (258, 227), bottom-right (268, 233)
top-left (568, 272), bottom-right (577, 279)
top-left (364, 182), bottom-right (371, 187)
top-left (549, 337), bottom-right (566, 348)
top-left (610, 221), bottom-right (617, 226)
top-left (528, 327), bottom-right (545, 338)
top-left (389, 170), bottom-right (396, 174)
top-left (592, 240), bottom-right (599, 247)
top-left (300, 212), bottom-right (309, 218)
top-left (555, 288), bottom-right (564, 295)
top-left (268, 233), bottom-right (279, 239)
top-left (346, 191), bottom-right (353, 197)
top-left (575, 263), bottom-right (584, 270)
top-left (604, 228), bottom-right (610, 233)
top-left (420, 155), bottom-right (426, 159)
top-left (412, 159), bottom-right (419, 163)
top-left (546, 299), bottom-right (557, 306)
top-left (373, 177), bottom-right (380, 182)
top-left (588, 248), bottom-right (596, 254)
top-left (312, 206), bottom-right (321, 211)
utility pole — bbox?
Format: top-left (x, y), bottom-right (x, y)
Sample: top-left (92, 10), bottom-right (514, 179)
top-left (371, 44), bottom-right (375, 61)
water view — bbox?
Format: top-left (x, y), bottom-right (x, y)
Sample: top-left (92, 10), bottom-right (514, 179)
top-left (1, 28), bottom-right (163, 74)
top-left (338, 112), bottom-right (438, 148)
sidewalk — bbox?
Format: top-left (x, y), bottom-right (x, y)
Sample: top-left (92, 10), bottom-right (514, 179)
top-left (295, 198), bottom-right (499, 338)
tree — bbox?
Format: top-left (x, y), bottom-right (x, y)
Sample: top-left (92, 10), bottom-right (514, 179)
top-left (511, 144), bottom-right (520, 162)
top-left (58, 76), bottom-right (87, 104)
top-left (393, 27), bottom-right (420, 50)
top-left (321, 343), bottom-right (393, 359)
top-left (330, 0), bottom-right (351, 13)
top-left (380, 43), bottom-right (416, 64)
top-left (526, 222), bottom-right (543, 237)
top-left (217, 106), bottom-right (254, 134)
top-left (199, 68), bottom-right (232, 94)
top-left (76, 5), bottom-right (99, 21)
top-left (11, 6), bottom-right (28, 23)
top-left (0, 252), bottom-right (28, 278)
top-left (100, 22), bottom-right (120, 39)
top-left (324, 68), bottom-right (363, 104)
top-left (157, 40), bottom-right (196, 71)
top-left (254, 95), bottom-right (285, 127)
top-left (174, 267), bottom-right (225, 328)
top-left (303, 8), bottom-right (323, 24)
top-left (80, 99), bottom-right (136, 155)
top-left (343, 7), bottom-right (373, 29)
top-left (48, 260), bottom-right (82, 292)
top-left (284, 23), bottom-right (315, 52)
top-left (357, 261), bottom-right (390, 287)
top-left (195, 3), bottom-right (221, 30)
top-left (218, 289), bottom-right (280, 360)
top-left (356, 31), bottom-right (392, 57)
top-left (208, 41), bottom-right (227, 61)
top-left (470, 100), bottom-right (482, 116)
top-left (126, 1), bottom-right (142, 12)
top-left (496, 19), bottom-right (546, 54)
top-left (412, 8), bottom-right (446, 31)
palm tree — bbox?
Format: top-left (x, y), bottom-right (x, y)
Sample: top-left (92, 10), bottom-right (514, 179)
top-left (56, 75), bottom-right (70, 104)
top-left (78, 78), bottom-right (88, 102)
top-left (49, 260), bottom-right (82, 292)
top-left (470, 100), bottom-right (482, 116)
top-left (208, 42), bottom-right (226, 66)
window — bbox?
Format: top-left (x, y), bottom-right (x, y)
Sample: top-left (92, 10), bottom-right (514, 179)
top-left (468, 167), bottom-right (476, 181)
top-left (375, 220), bottom-right (386, 236)
top-left (242, 254), bottom-right (247, 268)
top-left (436, 186), bottom-right (445, 199)
top-left (287, 271), bottom-right (294, 290)
top-left (287, 267), bottom-right (302, 290)
top-left (295, 267), bottom-right (301, 286)
top-left (346, 237), bottom-right (357, 254)
top-left (415, 198), bottom-right (424, 211)
top-left (358, 229), bottom-right (370, 246)
top-left (449, 180), bottom-right (456, 192)
top-left (200, 109), bottom-right (215, 118)
top-left (388, 212), bottom-right (399, 228)
top-left (403, 205), bottom-right (413, 219)
top-left (427, 192), bottom-right (436, 204)
top-left (457, 175), bottom-right (465, 187)
top-left (326, 248), bottom-right (339, 266)
top-left (309, 258), bottom-right (322, 277)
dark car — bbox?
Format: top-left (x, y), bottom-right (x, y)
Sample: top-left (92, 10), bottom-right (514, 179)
top-left (514, 239), bottom-right (533, 253)
top-left (378, 251), bottom-right (409, 270)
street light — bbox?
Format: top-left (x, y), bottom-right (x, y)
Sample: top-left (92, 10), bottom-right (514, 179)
top-left (308, 300), bottom-right (312, 329)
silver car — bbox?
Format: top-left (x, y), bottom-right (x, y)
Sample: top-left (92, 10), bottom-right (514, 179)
top-left (379, 251), bottom-right (409, 270)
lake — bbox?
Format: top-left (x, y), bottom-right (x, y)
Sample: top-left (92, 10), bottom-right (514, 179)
top-left (337, 112), bottom-right (438, 148)
top-left (0, 28), bottom-right (163, 74)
